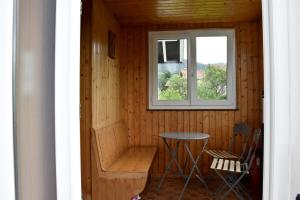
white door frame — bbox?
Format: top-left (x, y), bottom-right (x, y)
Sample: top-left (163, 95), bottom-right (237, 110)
top-left (51, 0), bottom-right (298, 199)
top-left (262, 0), bottom-right (298, 199)
top-left (0, 0), bottom-right (16, 199)
top-left (55, 0), bottom-right (82, 200)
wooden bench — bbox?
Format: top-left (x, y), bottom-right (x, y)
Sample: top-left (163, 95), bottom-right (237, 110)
top-left (91, 121), bottom-right (157, 200)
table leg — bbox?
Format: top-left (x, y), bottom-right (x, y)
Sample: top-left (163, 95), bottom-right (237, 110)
top-left (188, 139), bottom-right (209, 190)
top-left (178, 139), bottom-right (209, 200)
top-left (157, 139), bottom-right (185, 191)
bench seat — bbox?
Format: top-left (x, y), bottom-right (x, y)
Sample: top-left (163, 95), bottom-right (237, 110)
top-left (108, 147), bottom-right (157, 173)
top-left (91, 121), bottom-right (157, 200)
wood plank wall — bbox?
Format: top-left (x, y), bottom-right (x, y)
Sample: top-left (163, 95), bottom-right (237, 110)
top-left (91, 0), bottom-right (121, 130)
top-left (80, 0), bottom-right (121, 198)
top-left (120, 21), bottom-right (263, 176)
top-left (80, 0), bottom-right (92, 199)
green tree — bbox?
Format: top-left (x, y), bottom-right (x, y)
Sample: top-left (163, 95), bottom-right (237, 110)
top-left (197, 64), bottom-right (227, 100)
top-left (159, 74), bottom-right (187, 100)
top-left (158, 70), bottom-right (171, 91)
top-left (159, 88), bottom-right (183, 100)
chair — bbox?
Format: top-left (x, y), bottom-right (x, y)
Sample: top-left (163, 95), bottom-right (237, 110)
top-left (205, 122), bottom-right (251, 160)
top-left (210, 128), bottom-right (261, 200)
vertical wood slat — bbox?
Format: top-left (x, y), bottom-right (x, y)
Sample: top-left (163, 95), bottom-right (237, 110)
top-left (80, 0), bottom-right (92, 198)
top-left (121, 27), bottom-right (129, 128)
top-left (120, 21), bottom-right (263, 176)
top-left (196, 111), bottom-right (203, 170)
top-left (234, 24), bottom-right (242, 153)
top-left (171, 111), bottom-right (178, 173)
top-left (183, 111), bottom-right (190, 169)
top-left (189, 112), bottom-right (196, 170)
top-left (158, 112), bottom-right (165, 174)
top-left (164, 111), bottom-right (171, 172)
top-left (127, 28), bottom-right (135, 146)
top-left (177, 111), bottom-right (184, 172)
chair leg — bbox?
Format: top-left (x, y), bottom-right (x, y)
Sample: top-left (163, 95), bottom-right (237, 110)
top-left (214, 170), bottom-right (246, 200)
top-left (225, 176), bottom-right (251, 200)
top-left (236, 182), bottom-right (252, 200)
top-left (214, 173), bottom-right (236, 196)
top-left (214, 182), bottom-right (227, 196)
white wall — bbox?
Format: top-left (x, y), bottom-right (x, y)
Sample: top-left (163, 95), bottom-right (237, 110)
top-left (14, 0), bottom-right (57, 199)
top-left (288, 0), bottom-right (300, 198)
top-left (0, 1), bottom-right (16, 199)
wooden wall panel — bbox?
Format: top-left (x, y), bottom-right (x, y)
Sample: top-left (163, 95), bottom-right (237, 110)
top-left (120, 21), bottom-right (263, 176)
top-left (91, 0), bottom-right (121, 130)
top-left (80, 0), bottom-right (92, 199)
top-left (80, 0), bottom-right (121, 199)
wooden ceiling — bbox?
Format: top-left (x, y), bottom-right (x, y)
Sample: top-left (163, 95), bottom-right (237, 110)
top-left (103, 0), bottom-right (262, 24)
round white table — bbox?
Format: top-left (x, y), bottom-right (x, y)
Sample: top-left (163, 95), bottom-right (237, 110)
top-left (157, 132), bottom-right (210, 200)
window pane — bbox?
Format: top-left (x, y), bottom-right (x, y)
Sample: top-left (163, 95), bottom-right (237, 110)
top-left (157, 39), bottom-right (188, 101)
top-left (196, 36), bottom-right (227, 100)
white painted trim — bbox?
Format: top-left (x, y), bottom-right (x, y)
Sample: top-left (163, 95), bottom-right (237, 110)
top-left (0, 1), bottom-right (16, 199)
top-left (55, 0), bottom-right (82, 199)
top-left (262, 0), bottom-right (295, 199)
top-left (148, 29), bottom-right (236, 110)
top-left (287, 0), bottom-right (300, 198)
top-left (261, 0), bottom-right (271, 199)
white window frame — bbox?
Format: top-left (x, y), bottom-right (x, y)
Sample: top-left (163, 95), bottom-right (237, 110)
top-left (148, 29), bottom-right (236, 110)
top-left (149, 32), bottom-right (191, 107)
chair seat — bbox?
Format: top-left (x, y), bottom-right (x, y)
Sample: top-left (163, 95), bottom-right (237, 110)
top-left (210, 158), bottom-right (244, 173)
top-left (107, 146), bottom-right (157, 173)
top-left (205, 149), bottom-right (238, 159)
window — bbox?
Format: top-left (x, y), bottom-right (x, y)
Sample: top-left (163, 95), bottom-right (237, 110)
top-left (148, 29), bottom-right (236, 110)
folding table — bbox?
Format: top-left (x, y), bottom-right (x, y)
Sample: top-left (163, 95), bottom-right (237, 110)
top-left (157, 132), bottom-right (210, 200)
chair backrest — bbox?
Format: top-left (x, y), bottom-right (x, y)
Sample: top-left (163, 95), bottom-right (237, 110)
top-left (244, 128), bottom-right (261, 171)
top-left (92, 121), bottom-right (129, 171)
top-left (228, 122), bottom-right (251, 157)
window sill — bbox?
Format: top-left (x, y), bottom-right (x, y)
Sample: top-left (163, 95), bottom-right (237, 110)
top-left (147, 105), bottom-right (238, 111)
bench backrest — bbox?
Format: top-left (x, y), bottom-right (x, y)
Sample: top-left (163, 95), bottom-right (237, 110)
top-left (92, 121), bottom-right (129, 171)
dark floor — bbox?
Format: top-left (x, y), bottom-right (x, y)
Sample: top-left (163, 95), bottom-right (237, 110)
top-left (141, 177), bottom-right (260, 200)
